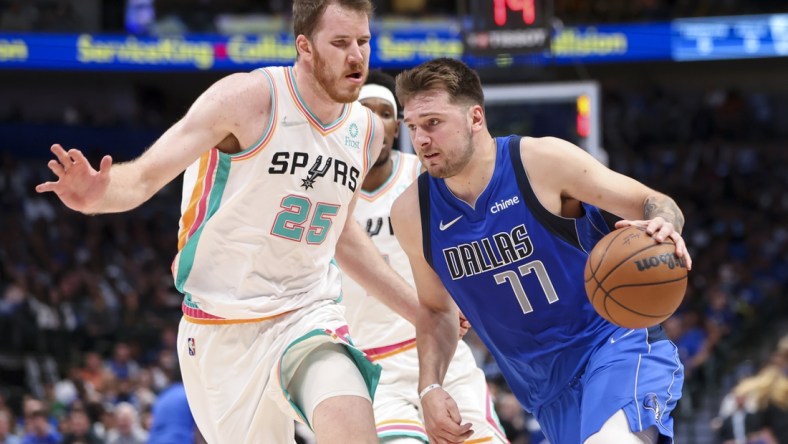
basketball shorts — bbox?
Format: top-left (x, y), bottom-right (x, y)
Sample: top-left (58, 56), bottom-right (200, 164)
top-left (534, 326), bottom-right (684, 444)
top-left (177, 301), bottom-right (381, 444)
top-left (365, 339), bottom-right (508, 442)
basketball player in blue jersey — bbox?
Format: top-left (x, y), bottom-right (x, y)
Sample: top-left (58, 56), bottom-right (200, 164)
top-left (35, 1), bottom-right (423, 443)
top-left (390, 58), bottom-right (693, 444)
top-left (341, 70), bottom-right (509, 443)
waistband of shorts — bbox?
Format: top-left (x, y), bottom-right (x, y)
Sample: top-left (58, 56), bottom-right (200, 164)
top-left (181, 302), bottom-right (296, 325)
top-left (647, 324), bottom-right (667, 343)
top-left (362, 337), bottom-right (417, 361)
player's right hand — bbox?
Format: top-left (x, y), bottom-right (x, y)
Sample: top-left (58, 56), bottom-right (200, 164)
top-left (615, 217), bottom-right (693, 270)
top-left (35, 144), bottom-right (113, 213)
top-left (420, 387), bottom-right (473, 444)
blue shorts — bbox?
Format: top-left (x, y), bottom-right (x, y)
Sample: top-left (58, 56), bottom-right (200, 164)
top-left (534, 327), bottom-right (684, 444)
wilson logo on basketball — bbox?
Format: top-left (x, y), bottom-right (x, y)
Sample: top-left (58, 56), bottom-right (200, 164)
top-left (634, 253), bottom-right (687, 272)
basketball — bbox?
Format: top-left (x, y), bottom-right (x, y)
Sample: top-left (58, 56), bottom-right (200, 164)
top-left (584, 226), bottom-right (688, 329)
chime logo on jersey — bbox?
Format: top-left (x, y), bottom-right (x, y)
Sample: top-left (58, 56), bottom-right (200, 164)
top-left (268, 151), bottom-right (359, 191)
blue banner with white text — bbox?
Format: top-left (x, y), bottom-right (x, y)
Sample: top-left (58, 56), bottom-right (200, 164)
top-left (0, 14), bottom-right (786, 71)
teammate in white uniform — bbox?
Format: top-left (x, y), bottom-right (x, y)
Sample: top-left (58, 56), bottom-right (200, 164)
top-left (35, 1), bottom-right (421, 443)
top-left (342, 71), bottom-right (509, 443)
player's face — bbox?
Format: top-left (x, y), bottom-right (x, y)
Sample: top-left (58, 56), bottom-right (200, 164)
top-left (403, 90), bottom-right (474, 178)
top-left (360, 97), bottom-right (398, 167)
top-left (310, 4), bottom-right (371, 103)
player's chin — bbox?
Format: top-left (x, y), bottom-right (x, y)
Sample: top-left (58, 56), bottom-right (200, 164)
top-left (337, 86), bottom-right (363, 103)
top-left (427, 167), bottom-right (450, 179)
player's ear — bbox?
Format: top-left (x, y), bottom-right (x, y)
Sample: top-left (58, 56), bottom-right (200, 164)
top-left (470, 105), bottom-right (485, 131)
top-left (296, 35), bottom-right (312, 60)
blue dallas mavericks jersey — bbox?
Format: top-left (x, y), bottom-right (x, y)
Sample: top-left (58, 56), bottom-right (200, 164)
top-left (420, 135), bottom-right (624, 411)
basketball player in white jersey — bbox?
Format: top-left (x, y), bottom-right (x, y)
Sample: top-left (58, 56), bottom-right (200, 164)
top-left (341, 71), bottom-right (509, 443)
top-left (35, 1), bottom-right (421, 443)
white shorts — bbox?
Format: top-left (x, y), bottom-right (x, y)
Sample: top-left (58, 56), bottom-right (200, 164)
top-left (366, 339), bottom-right (508, 442)
top-left (177, 302), bottom-right (381, 444)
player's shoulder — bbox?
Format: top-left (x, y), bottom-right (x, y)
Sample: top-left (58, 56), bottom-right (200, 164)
top-left (518, 135), bottom-right (587, 168)
top-left (519, 135), bottom-right (572, 151)
top-left (208, 70), bottom-right (272, 100)
top-left (217, 69), bottom-right (263, 86)
top-left (200, 71), bottom-right (274, 120)
top-left (520, 136), bottom-right (585, 154)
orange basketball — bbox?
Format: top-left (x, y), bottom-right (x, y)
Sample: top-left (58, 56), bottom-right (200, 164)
top-left (584, 226), bottom-right (688, 329)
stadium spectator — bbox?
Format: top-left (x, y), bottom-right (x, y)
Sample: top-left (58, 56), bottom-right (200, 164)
top-left (19, 408), bottom-right (58, 444)
top-left (0, 410), bottom-right (20, 444)
top-left (105, 402), bottom-right (147, 444)
top-left (147, 365), bottom-right (199, 444)
top-left (60, 406), bottom-right (101, 444)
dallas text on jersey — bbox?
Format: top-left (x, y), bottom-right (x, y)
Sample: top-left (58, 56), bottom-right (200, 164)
top-left (442, 224), bottom-right (534, 280)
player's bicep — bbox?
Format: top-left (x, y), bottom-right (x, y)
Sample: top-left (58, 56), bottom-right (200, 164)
top-left (527, 137), bottom-right (653, 219)
top-left (137, 73), bottom-right (270, 191)
top-left (135, 117), bottom-right (216, 188)
top-left (409, 252), bottom-right (455, 312)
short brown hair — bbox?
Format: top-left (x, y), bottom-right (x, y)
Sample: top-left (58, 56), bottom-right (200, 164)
top-left (293, 0), bottom-right (374, 41)
top-left (395, 58), bottom-right (484, 109)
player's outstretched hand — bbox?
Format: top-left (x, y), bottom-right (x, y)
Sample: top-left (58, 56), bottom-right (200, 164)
top-left (420, 387), bottom-right (473, 444)
top-left (35, 144), bottom-right (113, 213)
top-left (615, 217), bottom-right (692, 270)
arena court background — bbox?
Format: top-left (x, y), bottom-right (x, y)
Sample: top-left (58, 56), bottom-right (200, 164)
top-left (1, 1), bottom-right (787, 443)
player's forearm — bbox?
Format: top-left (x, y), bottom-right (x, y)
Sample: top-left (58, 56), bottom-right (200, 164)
top-left (643, 193), bottom-right (685, 233)
top-left (335, 222), bottom-right (420, 324)
top-left (416, 306), bottom-right (458, 391)
top-left (87, 162), bottom-right (159, 214)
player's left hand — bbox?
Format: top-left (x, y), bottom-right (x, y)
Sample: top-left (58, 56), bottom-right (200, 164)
top-left (420, 387), bottom-right (474, 444)
top-left (615, 217), bottom-right (692, 270)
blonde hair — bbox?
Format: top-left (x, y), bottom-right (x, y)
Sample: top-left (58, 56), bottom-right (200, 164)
top-left (733, 365), bottom-right (788, 410)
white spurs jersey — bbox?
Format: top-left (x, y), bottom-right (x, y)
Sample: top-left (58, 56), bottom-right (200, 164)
top-left (172, 66), bottom-right (376, 320)
top-left (342, 151), bottom-right (422, 349)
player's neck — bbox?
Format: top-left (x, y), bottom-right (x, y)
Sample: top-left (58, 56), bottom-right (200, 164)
top-left (445, 133), bottom-right (497, 206)
top-left (362, 154), bottom-right (394, 192)
top-left (292, 64), bottom-right (345, 124)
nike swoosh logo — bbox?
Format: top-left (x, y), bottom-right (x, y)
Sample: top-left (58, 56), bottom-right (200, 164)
top-left (439, 215), bottom-right (463, 231)
top-left (610, 329), bottom-right (635, 344)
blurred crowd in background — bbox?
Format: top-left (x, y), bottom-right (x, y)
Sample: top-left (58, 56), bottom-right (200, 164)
top-left (1, 81), bottom-right (786, 442)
